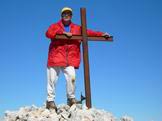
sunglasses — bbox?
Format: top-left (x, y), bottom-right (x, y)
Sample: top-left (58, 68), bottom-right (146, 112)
top-left (62, 12), bottom-right (72, 17)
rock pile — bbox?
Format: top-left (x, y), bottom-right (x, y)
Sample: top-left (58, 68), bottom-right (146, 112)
top-left (3, 104), bottom-right (133, 121)
top-left (3, 104), bottom-right (115, 121)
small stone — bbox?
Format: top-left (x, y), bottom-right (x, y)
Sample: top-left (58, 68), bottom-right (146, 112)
top-left (76, 104), bottom-right (82, 110)
top-left (69, 104), bottom-right (77, 113)
top-left (61, 110), bottom-right (70, 120)
top-left (41, 109), bottom-right (50, 117)
top-left (120, 115), bottom-right (134, 121)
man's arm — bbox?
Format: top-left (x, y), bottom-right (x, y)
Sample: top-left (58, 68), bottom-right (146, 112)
top-left (46, 24), bottom-right (63, 39)
top-left (87, 29), bottom-right (110, 38)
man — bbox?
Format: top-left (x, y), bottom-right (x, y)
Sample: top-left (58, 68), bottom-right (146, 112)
top-left (45, 7), bottom-right (110, 110)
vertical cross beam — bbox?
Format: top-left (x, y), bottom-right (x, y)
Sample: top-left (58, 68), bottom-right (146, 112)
top-left (80, 8), bottom-right (92, 108)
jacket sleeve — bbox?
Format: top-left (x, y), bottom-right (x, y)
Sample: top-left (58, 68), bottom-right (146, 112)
top-left (87, 29), bottom-right (104, 36)
top-left (46, 24), bottom-right (63, 39)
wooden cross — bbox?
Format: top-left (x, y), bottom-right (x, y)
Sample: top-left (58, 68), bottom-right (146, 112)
top-left (55, 8), bottom-right (113, 108)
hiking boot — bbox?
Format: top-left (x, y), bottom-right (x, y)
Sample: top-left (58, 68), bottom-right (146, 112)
top-left (46, 101), bottom-right (57, 111)
top-left (67, 98), bottom-right (79, 106)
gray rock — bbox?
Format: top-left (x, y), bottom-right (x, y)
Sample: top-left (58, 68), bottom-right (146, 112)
top-left (61, 110), bottom-right (70, 120)
top-left (69, 104), bottom-right (77, 113)
top-left (120, 115), bottom-right (134, 121)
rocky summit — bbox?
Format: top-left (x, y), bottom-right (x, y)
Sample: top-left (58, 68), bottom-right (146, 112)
top-left (3, 104), bottom-right (133, 121)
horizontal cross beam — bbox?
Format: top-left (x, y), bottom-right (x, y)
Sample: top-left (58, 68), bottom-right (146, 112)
top-left (55, 34), bottom-right (113, 41)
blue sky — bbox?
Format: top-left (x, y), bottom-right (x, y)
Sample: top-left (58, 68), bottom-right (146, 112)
top-left (0, 0), bottom-right (162, 120)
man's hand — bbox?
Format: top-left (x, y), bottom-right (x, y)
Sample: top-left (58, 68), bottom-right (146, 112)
top-left (102, 32), bottom-right (110, 38)
top-left (63, 32), bottom-right (72, 38)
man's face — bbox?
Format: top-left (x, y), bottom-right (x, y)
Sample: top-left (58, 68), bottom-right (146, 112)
top-left (61, 11), bottom-right (72, 22)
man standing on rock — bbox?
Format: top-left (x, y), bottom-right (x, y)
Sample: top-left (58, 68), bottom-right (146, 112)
top-left (45, 7), bottom-right (110, 110)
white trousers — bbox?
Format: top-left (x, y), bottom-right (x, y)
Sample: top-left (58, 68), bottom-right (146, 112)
top-left (47, 66), bottom-right (76, 102)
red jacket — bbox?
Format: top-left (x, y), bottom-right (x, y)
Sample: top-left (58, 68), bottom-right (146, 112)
top-left (46, 19), bottom-right (103, 69)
